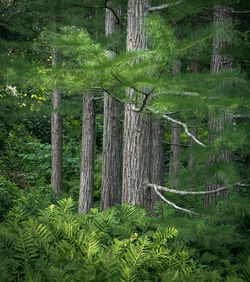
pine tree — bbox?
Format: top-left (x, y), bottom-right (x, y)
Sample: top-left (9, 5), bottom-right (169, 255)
top-left (122, 0), bottom-right (152, 208)
top-left (205, 4), bottom-right (233, 206)
top-left (168, 59), bottom-right (181, 187)
top-left (101, 1), bottom-right (123, 211)
top-left (51, 50), bottom-right (63, 197)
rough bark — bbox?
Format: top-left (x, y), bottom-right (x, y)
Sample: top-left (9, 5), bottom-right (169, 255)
top-left (78, 94), bottom-right (96, 213)
top-left (205, 4), bottom-right (233, 206)
top-left (188, 61), bottom-right (200, 168)
top-left (51, 50), bottom-right (63, 197)
top-left (100, 2), bottom-right (123, 211)
top-left (151, 119), bottom-right (165, 210)
top-left (188, 127), bottom-right (198, 168)
top-left (168, 59), bottom-right (181, 187)
top-left (122, 0), bottom-right (152, 208)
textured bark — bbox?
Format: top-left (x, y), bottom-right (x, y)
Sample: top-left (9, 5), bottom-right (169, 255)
top-left (191, 61), bottom-right (200, 73)
top-left (205, 4), bottom-right (233, 206)
top-left (188, 61), bottom-right (200, 168)
top-left (168, 125), bottom-right (181, 186)
top-left (122, 0), bottom-right (152, 208)
top-left (101, 2), bottom-right (123, 211)
top-left (51, 50), bottom-right (63, 197)
top-left (78, 94), bottom-right (96, 213)
top-left (188, 127), bottom-right (198, 168)
top-left (151, 119), bottom-right (165, 210)
top-left (168, 59), bottom-right (181, 187)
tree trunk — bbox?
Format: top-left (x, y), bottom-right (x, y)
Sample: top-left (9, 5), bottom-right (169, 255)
top-left (122, 0), bottom-right (152, 208)
top-left (168, 59), bottom-right (181, 187)
top-left (151, 119), bottom-right (165, 210)
top-left (205, 4), bottom-right (233, 206)
top-left (51, 50), bottom-right (63, 197)
top-left (78, 94), bottom-right (96, 213)
top-left (188, 61), bottom-right (200, 168)
top-left (100, 2), bottom-right (123, 211)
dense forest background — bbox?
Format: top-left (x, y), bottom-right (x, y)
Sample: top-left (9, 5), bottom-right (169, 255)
top-left (0, 0), bottom-right (250, 281)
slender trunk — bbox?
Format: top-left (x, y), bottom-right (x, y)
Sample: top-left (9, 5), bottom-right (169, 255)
top-left (168, 59), bottom-right (181, 187)
top-left (205, 4), bottom-right (233, 206)
top-left (78, 94), bottom-right (96, 213)
top-left (101, 2), bottom-right (123, 211)
top-left (188, 61), bottom-right (200, 168)
top-left (151, 119), bottom-right (165, 210)
top-left (122, 0), bottom-right (152, 208)
top-left (51, 50), bottom-right (63, 197)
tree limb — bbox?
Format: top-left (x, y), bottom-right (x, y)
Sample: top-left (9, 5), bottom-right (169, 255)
top-left (148, 1), bottom-right (184, 12)
top-left (153, 186), bottom-right (198, 215)
top-left (146, 182), bottom-right (249, 196)
top-left (162, 114), bottom-right (206, 147)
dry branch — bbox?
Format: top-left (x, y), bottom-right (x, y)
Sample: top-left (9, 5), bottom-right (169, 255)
top-left (162, 114), bottom-right (206, 147)
top-left (153, 186), bottom-right (198, 215)
top-left (146, 182), bottom-right (249, 196)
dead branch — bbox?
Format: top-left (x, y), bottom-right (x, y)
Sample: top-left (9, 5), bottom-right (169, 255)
top-left (153, 186), bottom-right (198, 215)
top-left (162, 114), bottom-right (206, 147)
top-left (148, 1), bottom-right (184, 12)
top-left (146, 182), bottom-right (249, 196)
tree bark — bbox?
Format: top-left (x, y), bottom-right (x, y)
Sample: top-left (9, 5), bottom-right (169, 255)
top-left (122, 0), bottom-right (152, 208)
top-left (51, 50), bottom-right (63, 197)
top-left (100, 2), bottom-right (123, 211)
top-left (78, 94), bottom-right (96, 213)
top-left (151, 119), bottom-right (165, 210)
top-left (188, 61), bottom-right (200, 168)
top-left (205, 4), bottom-right (233, 206)
top-left (168, 59), bottom-right (181, 187)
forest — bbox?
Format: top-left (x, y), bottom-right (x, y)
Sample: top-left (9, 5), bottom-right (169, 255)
top-left (0, 0), bottom-right (250, 281)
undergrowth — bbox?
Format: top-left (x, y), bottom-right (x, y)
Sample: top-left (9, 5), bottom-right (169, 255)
top-left (0, 178), bottom-right (249, 281)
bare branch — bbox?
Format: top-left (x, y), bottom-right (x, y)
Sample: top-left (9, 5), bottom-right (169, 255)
top-left (153, 186), bottom-right (198, 215)
top-left (232, 10), bottom-right (250, 14)
top-left (162, 114), bottom-right (206, 147)
top-left (146, 182), bottom-right (249, 196)
top-left (148, 1), bottom-right (184, 12)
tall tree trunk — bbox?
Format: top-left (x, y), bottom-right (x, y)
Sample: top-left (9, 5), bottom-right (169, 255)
top-left (78, 94), bottom-right (96, 213)
top-left (122, 0), bottom-right (152, 208)
top-left (205, 4), bottom-right (233, 206)
top-left (51, 50), bottom-right (63, 197)
top-left (101, 2), bottom-right (123, 211)
top-left (151, 119), bottom-right (165, 210)
top-left (188, 61), bottom-right (200, 168)
top-left (168, 59), bottom-right (181, 187)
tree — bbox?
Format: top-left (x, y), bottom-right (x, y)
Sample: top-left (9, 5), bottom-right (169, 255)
top-left (168, 59), bottom-right (181, 187)
top-left (205, 4), bottom-right (233, 206)
top-left (122, 0), bottom-right (152, 208)
top-left (78, 93), bottom-right (96, 213)
top-left (100, 1), bottom-right (123, 211)
top-left (151, 118), bottom-right (165, 210)
top-left (51, 49), bottom-right (63, 198)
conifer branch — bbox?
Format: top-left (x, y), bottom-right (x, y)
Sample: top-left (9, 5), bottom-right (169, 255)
top-left (162, 114), bottom-right (206, 147)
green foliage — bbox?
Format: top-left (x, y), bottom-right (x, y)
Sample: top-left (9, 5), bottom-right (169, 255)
top-left (0, 198), bottom-right (189, 281)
